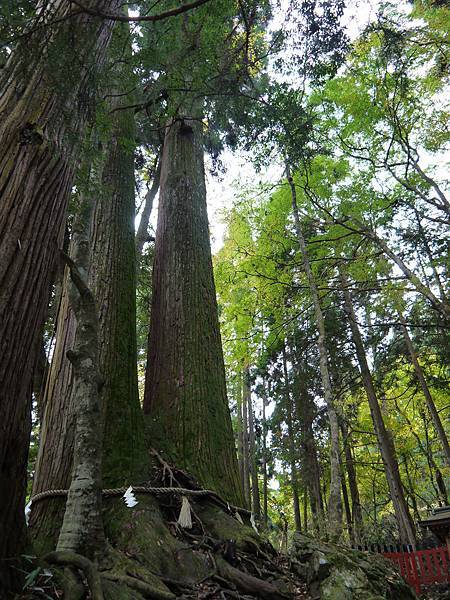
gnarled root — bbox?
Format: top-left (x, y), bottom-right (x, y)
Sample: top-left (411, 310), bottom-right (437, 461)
top-left (44, 550), bottom-right (103, 600)
top-left (101, 572), bottom-right (176, 599)
top-left (216, 556), bottom-right (290, 600)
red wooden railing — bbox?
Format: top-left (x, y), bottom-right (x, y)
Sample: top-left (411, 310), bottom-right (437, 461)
top-left (383, 546), bottom-right (449, 595)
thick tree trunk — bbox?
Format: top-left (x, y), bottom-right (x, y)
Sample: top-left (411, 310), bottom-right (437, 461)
top-left (135, 153), bottom-right (161, 258)
top-left (143, 117), bottom-right (243, 506)
top-left (339, 268), bottom-right (416, 547)
top-left (286, 167), bottom-right (342, 541)
top-left (397, 310), bottom-right (450, 468)
top-left (0, 1), bottom-right (119, 586)
top-left (282, 342), bottom-right (302, 532)
top-left (31, 52), bottom-right (144, 549)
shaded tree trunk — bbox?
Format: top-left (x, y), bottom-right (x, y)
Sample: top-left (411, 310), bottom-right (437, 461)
top-left (242, 372), bottom-right (251, 509)
top-left (261, 383), bottom-right (269, 526)
top-left (286, 166), bottom-right (342, 540)
top-left (56, 195), bottom-right (104, 557)
top-left (135, 153), bottom-right (161, 258)
top-left (0, 1), bottom-right (119, 586)
top-left (339, 420), bottom-right (363, 545)
top-left (236, 379), bottom-right (246, 502)
top-left (246, 371), bottom-right (261, 521)
top-left (339, 267), bottom-right (416, 547)
top-left (397, 309), bottom-right (450, 468)
top-left (143, 117), bottom-right (243, 505)
top-left (282, 342), bottom-right (302, 532)
top-left (293, 359), bottom-right (323, 532)
top-left (31, 49), bottom-right (144, 549)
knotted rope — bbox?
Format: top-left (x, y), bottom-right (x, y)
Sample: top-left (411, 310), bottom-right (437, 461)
top-left (29, 485), bottom-right (251, 516)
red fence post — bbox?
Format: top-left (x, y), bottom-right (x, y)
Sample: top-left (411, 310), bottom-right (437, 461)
top-left (383, 545), bottom-right (450, 596)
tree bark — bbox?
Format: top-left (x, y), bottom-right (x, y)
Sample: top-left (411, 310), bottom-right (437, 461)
top-left (397, 309), bottom-right (450, 468)
top-left (56, 196), bottom-right (105, 558)
top-left (261, 383), bottom-right (269, 526)
top-left (246, 370), bottom-right (261, 521)
top-left (31, 40), bottom-right (144, 549)
top-left (286, 166), bottom-right (342, 541)
top-left (143, 117), bottom-right (243, 506)
top-left (242, 372), bottom-right (251, 509)
top-left (0, 0), bottom-right (119, 586)
top-left (282, 342), bottom-right (302, 532)
top-left (293, 357), bottom-right (323, 532)
top-left (135, 153), bottom-right (161, 258)
top-left (339, 419), bottom-right (363, 545)
top-left (339, 267), bottom-right (416, 547)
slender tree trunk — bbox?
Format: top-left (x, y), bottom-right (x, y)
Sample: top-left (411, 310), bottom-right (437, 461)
top-left (143, 117), bottom-right (243, 505)
top-left (236, 378), bottom-right (246, 499)
top-left (341, 474), bottom-right (353, 544)
top-left (282, 342), bottom-right (302, 532)
top-left (246, 371), bottom-right (261, 520)
top-left (261, 384), bottom-right (269, 526)
top-left (303, 490), bottom-right (308, 533)
top-left (413, 209), bottom-right (446, 300)
top-left (339, 267), bottom-right (416, 547)
top-left (362, 228), bottom-right (449, 319)
top-left (242, 371), bottom-right (252, 509)
top-left (286, 166), bottom-right (342, 541)
top-left (56, 195), bottom-right (104, 557)
top-left (293, 359), bottom-right (323, 531)
top-left (0, 1), bottom-right (119, 585)
top-left (339, 420), bottom-right (363, 545)
top-left (31, 47), bottom-right (144, 548)
top-left (135, 153), bottom-right (161, 258)
top-left (397, 309), bottom-right (450, 468)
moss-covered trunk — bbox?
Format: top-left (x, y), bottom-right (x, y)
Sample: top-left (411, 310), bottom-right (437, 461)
top-left (0, 1), bottom-right (119, 588)
top-left (143, 117), bottom-right (243, 506)
top-left (31, 45), bottom-right (144, 550)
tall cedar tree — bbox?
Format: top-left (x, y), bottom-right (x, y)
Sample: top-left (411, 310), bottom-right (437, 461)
top-left (0, 0), bottom-right (120, 587)
top-left (144, 117), bottom-right (243, 506)
top-left (31, 46), bottom-right (144, 551)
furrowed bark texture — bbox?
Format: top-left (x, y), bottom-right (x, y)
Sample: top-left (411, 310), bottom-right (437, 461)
top-left (90, 85), bottom-right (145, 488)
top-left (31, 76), bottom-right (144, 549)
top-left (0, 0), bottom-right (119, 585)
top-left (143, 118), bottom-right (243, 506)
top-left (286, 168), bottom-right (342, 541)
top-left (339, 268), bottom-right (416, 546)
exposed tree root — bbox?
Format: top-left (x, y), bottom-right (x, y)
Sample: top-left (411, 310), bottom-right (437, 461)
top-left (44, 550), bottom-right (104, 600)
top-left (101, 572), bottom-right (176, 599)
top-left (216, 556), bottom-right (291, 600)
